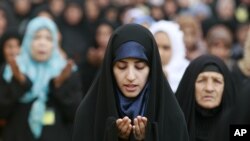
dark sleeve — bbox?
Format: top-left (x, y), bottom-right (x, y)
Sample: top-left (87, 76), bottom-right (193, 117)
top-left (49, 71), bottom-right (83, 122)
top-left (103, 117), bottom-right (120, 141)
top-left (0, 75), bottom-right (32, 118)
top-left (144, 122), bottom-right (159, 141)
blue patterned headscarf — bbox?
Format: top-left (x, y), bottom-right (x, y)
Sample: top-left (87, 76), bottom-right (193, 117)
top-left (3, 17), bottom-right (68, 139)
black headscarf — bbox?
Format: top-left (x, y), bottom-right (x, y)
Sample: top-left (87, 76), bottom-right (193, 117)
top-left (209, 79), bottom-right (250, 141)
top-left (175, 55), bottom-right (235, 141)
top-left (73, 24), bottom-right (189, 141)
top-left (0, 28), bottom-right (21, 65)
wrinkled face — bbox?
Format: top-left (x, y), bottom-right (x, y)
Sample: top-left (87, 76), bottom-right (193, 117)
top-left (154, 32), bottom-right (172, 66)
top-left (3, 38), bottom-right (21, 62)
top-left (195, 72), bottom-right (224, 109)
top-left (208, 40), bottom-right (230, 61)
top-left (31, 29), bottom-right (53, 62)
top-left (113, 58), bottom-right (150, 98)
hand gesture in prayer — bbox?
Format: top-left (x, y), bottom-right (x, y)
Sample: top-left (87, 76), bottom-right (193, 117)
top-left (116, 116), bottom-right (132, 140)
top-left (9, 58), bottom-right (26, 84)
top-left (133, 116), bottom-right (147, 141)
top-left (54, 59), bottom-right (74, 88)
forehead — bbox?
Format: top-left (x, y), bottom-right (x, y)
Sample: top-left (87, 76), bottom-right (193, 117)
top-left (197, 71), bottom-right (223, 78)
top-left (116, 58), bottom-right (146, 63)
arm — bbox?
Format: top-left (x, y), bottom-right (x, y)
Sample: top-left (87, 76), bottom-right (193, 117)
top-left (0, 75), bottom-right (32, 118)
top-left (49, 71), bottom-right (82, 122)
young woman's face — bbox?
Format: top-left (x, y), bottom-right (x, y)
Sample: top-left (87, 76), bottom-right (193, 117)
top-left (3, 38), bottom-right (21, 62)
top-left (195, 71), bottom-right (224, 109)
top-left (113, 58), bottom-right (150, 98)
top-left (154, 32), bottom-right (172, 66)
top-left (31, 29), bottom-right (53, 62)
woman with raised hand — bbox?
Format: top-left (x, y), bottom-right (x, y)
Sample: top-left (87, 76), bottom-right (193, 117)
top-left (0, 17), bottom-right (82, 141)
top-left (73, 24), bottom-right (189, 141)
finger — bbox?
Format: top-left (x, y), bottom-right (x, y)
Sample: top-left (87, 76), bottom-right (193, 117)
top-left (117, 119), bottom-right (126, 130)
top-left (116, 118), bottom-right (122, 127)
top-left (141, 117), bottom-right (148, 126)
top-left (124, 124), bottom-right (132, 137)
top-left (138, 117), bottom-right (146, 136)
top-left (134, 118), bottom-right (141, 137)
top-left (120, 118), bottom-right (131, 133)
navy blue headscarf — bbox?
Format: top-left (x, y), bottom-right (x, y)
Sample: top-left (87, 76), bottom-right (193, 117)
top-left (113, 41), bottom-right (150, 119)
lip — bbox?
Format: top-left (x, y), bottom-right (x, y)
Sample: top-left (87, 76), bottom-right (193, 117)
top-left (124, 84), bottom-right (137, 92)
top-left (38, 51), bottom-right (46, 54)
top-left (202, 96), bottom-right (214, 101)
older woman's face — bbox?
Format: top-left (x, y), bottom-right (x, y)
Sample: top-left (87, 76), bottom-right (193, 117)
top-left (113, 58), bottom-right (150, 98)
top-left (195, 72), bottom-right (224, 109)
top-left (31, 29), bottom-right (53, 62)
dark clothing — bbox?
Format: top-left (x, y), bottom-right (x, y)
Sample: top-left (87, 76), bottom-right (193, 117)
top-left (209, 80), bottom-right (250, 141)
top-left (0, 64), bottom-right (82, 141)
top-left (176, 55), bottom-right (235, 141)
top-left (231, 62), bottom-right (250, 91)
top-left (72, 24), bottom-right (189, 141)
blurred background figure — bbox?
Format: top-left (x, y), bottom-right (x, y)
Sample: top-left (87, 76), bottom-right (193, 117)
top-left (176, 15), bottom-right (206, 61)
top-left (9, 0), bottom-right (32, 35)
top-left (150, 20), bottom-right (189, 92)
top-left (231, 23), bottom-right (249, 60)
top-left (0, 2), bottom-right (16, 38)
top-left (58, 0), bottom-right (89, 67)
top-left (231, 27), bottom-right (250, 91)
top-left (0, 28), bottom-right (21, 140)
top-left (0, 17), bottom-right (82, 141)
top-left (206, 24), bottom-right (234, 70)
top-left (82, 20), bottom-right (114, 95)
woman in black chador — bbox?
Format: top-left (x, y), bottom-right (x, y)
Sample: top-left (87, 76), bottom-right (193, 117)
top-left (72, 24), bottom-right (189, 141)
top-left (175, 55), bottom-right (235, 141)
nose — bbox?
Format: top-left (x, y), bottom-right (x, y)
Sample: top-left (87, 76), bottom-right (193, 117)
top-left (126, 67), bottom-right (136, 81)
top-left (204, 79), bottom-right (214, 93)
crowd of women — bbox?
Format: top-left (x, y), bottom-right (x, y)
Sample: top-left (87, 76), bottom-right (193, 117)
top-left (0, 0), bottom-right (250, 141)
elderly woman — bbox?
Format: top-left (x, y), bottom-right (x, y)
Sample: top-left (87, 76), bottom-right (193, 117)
top-left (0, 17), bottom-right (82, 141)
top-left (73, 24), bottom-right (189, 140)
top-left (175, 55), bottom-right (235, 141)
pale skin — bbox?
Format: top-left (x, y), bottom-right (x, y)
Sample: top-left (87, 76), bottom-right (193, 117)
top-left (9, 29), bottom-right (73, 87)
top-left (195, 71), bottom-right (224, 109)
top-left (113, 58), bottom-right (149, 140)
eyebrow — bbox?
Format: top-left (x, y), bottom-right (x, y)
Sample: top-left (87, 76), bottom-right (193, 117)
top-left (117, 60), bottom-right (145, 63)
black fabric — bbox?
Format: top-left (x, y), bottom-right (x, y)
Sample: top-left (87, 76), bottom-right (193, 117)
top-left (209, 79), bottom-right (250, 141)
top-left (0, 65), bottom-right (82, 141)
top-left (201, 64), bottom-right (221, 74)
top-left (231, 62), bottom-right (250, 92)
top-left (175, 55), bottom-right (235, 141)
top-left (72, 24), bottom-right (189, 141)
top-left (0, 28), bottom-right (21, 65)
